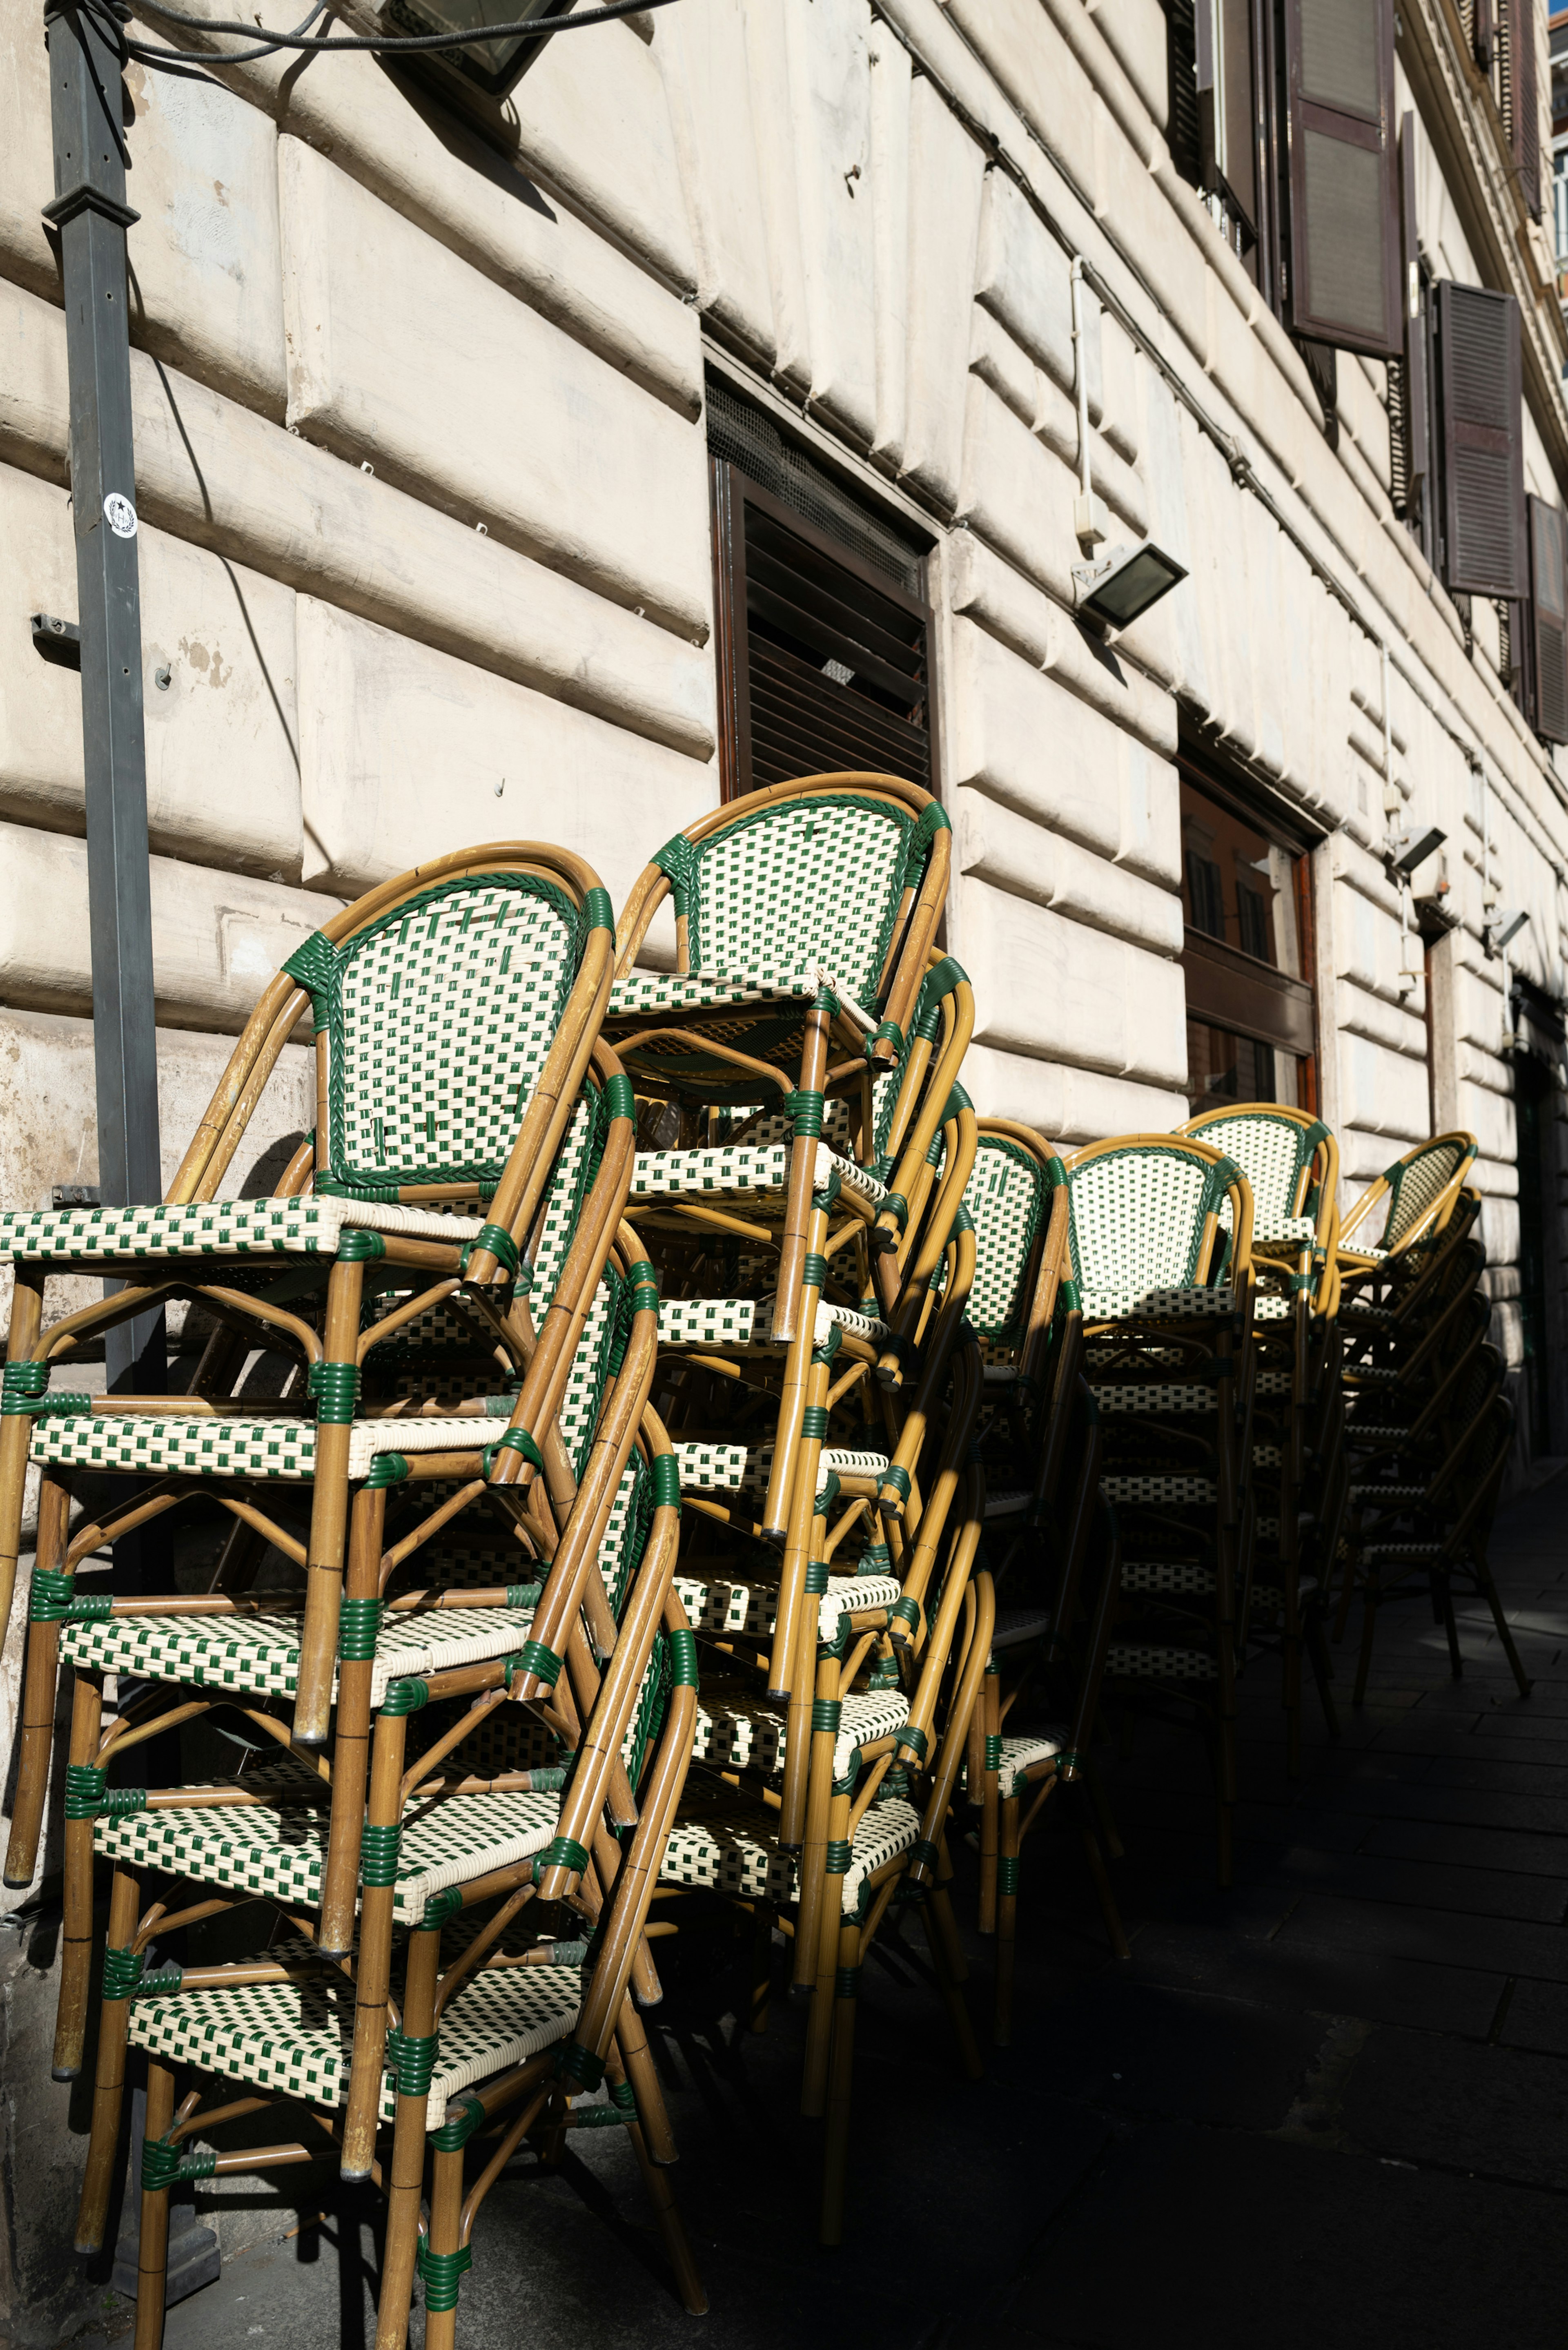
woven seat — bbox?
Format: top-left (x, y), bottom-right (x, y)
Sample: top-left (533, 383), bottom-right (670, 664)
top-left (672, 1569), bottom-right (904, 1646)
top-left (632, 1139), bottom-right (885, 1207)
top-left (609, 966), bottom-right (876, 1027)
top-left (96, 1769), bottom-right (560, 1922)
top-left (31, 1410), bottom-right (506, 1483)
top-left (1349, 1483), bottom-right (1428, 1505)
top-left (1121, 1561), bottom-right (1216, 1594)
top-left (1092, 1381), bottom-right (1221, 1416)
top-left (982, 1487), bottom-right (1034, 1521)
top-left (690, 1680), bottom-right (909, 1782)
top-left (0, 1195), bottom-right (489, 1266)
top-left (991, 1732), bottom-right (1064, 1799)
top-left (990, 1607), bottom-right (1052, 1653)
top-left (673, 1441), bottom-right (889, 1498)
top-left (659, 1784), bottom-right (919, 1917)
top-left (57, 1601), bottom-right (537, 1705)
top-left (1100, 1474), bottom-right (1218, 1505)
top-left (1105, 1643), bottom-right (1218, 1682)
top-left (1079, 1285), bottom-right (1236, 1320)
top-left (129, 1958), bottom-right (581, 2132)
top-left (657, 1296), bottom-right (886, 1349)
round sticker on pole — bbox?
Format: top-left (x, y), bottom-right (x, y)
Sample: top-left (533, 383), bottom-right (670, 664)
top-left (102, 493), bottom-right (138, 539)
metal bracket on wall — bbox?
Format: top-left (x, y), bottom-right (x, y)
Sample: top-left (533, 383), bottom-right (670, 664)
top-left (29, 610), bottom-right (80, 669)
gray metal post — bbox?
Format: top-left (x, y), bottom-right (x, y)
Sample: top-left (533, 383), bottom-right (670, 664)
top-left (43, 0), bottom-right (165, 1401)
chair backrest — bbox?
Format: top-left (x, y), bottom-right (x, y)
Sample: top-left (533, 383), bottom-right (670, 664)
top-left (286, 871), bottom-right (598, 1196)
top-left (1341, 1133), bottom-right (1478, 1259)
top-left (1180, 1105), bottom-right (1333, 1244)
top-left (1065, 1136), bottom-right (1249, 1307)
top-left (617, 774), bottom-right (948, 1022)
top-left (961, 1125), bottom-right (1063, 1349)
top-left (170, 846), bottom-right (611, 1211)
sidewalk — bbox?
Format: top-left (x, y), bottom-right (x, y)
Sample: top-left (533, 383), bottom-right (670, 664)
top-left (122, 1472), bottom-right (1568, 2349)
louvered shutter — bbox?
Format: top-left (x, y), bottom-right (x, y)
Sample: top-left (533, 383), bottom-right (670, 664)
top-left (1197, 0), bottom-right (1259, 234)
top-left (1282, 0), bottom-right (1402, 356)
top-left (1529, 495), bottom-right (1568, 742)
top-left (1437, 282), bottom-right (1526, 598)
top-left (1508, 0), bottom-right (1542, 222)
top-left (1399, 116), bottom-right (1429, 508)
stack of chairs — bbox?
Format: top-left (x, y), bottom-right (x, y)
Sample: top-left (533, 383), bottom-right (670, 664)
top-left (0, 849), bottom-right (709, 2346)
top-left (0, 800), bottom-right (1529, 2336)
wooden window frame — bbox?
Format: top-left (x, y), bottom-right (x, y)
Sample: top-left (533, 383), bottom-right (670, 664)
top-left (709, 456), bottom-right (938, 805)
top-left (1178, 746), bottom-right (1322, 1112)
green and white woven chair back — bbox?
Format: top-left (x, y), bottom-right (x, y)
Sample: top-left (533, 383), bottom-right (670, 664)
top-left (1381, 1138), bottom-right (1472, 1251)
top-left (655, 793), bottom-right (944, 1009)
top-left (961, 1136), bottom-right (1050, 1347)
top-left (1067, 1146), bottom-right (1229, 1302)
top-left (1190, 1110), bottom-right (1322, 1243)
top-left (282, 871), bottom-right (590, 1196)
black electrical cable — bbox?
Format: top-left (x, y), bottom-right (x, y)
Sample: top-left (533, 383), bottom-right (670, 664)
top-left (118, 0), bottom-right (677, 68)
top-left (122, 0), bottom-right (326, 64)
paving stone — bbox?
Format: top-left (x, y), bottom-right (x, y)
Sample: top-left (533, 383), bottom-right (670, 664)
top-left (1340, 2024), bottom-right (1568, 2189)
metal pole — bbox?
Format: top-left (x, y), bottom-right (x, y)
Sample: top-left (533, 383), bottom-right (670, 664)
top-left (43, 0), bottom-right (165, 1400)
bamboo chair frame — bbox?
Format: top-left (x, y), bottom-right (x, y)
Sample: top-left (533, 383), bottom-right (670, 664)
top-left (119, 1590), bottom-right (704, 2350)
top-left (1064, 1133), bottom-right (1257, 1886)
top-left (0, 847), bottom-right (619, 1755)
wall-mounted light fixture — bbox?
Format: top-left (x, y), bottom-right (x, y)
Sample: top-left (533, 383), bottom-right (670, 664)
top-left (1071, 540), bottom-right (1189, 630)
top-left (338, 0), bottom-right (575, 98)
top-left (1069, 256), bottom-right (1185, 632)
top-left (1485, 907), bottom-right (1529, 955)
top-left (1386, 823), bottom-right (1446, 878)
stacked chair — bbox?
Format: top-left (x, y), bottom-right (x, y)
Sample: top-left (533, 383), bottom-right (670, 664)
top-left (0, 790), bottom-right (1527, 2338)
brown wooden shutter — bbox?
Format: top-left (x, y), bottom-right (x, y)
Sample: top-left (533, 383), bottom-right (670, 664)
top-left (1529, 495), bottom-right (1568, 742)
top-left (1197, 0), bottom-right (1259, 235)
top-left (1474, 0), bottom-right (1496, 73)
top-left (1508, 0), bottom-right (1542, 221)
top-left (1399, 116), bottom-right (1430, 511)
top-left (1282, 0), bottom-right (1402, 357)
top-left (1436, 281), bottom-right (1526, 598)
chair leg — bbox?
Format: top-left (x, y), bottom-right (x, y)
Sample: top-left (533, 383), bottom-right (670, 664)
top-left (293, 1256), bottom-right (365, 1748)
top-left (817, 1920), bottom-right (862, 2247)
top-left (132, 2056), bottom-right (178, 2350)
top-left (75, 1863), bottom-right (142, 2253)
top-left (319, 1484), bottom-right (386, 1959)
top-left (615, 1997), bottom-right (677, 2167)
top-left (922, 1889), bottom-right (982, 2080)
top-left (374, 1925), bottom-right (440, 2350)
top-left (1351, 1574), bottom-right (1379, 1708)
top-left (53, 1667), bottom-right (105, 2079)
top-left (418, 2143), bottom-right (466, 2350)
top-left (1477, 1561), bottom-right (1533, 1697)
top-left (0, 1268), bottom-right (45, 1646)
top-left (607, 2036), bottom-right (708, 2315)
top-left (993, 1794), bottom-right (1019, 2046)
top-left (802, 1787), bottom-right (852, 2117)
top-left (1303, 1607), bottom-right (1341, 1740)
top-left (1439, 1572), bottom-right (1463, 1679)
top-left (1076, 1804), bottom-right (1131, 1961)
top-left (747, 1898), bottom-right (773, 2034)
top-left (4, 1474), bottom-right (69, 1888)
top-left (978, 1661), bottom-right (1000, 1935)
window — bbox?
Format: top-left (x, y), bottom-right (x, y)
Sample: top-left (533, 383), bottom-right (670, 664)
top-left (1178, 746), bottom-right (1319, 1117)
top-left (1162, 0), bottom-right (1403, 365)
top-left (705, 375), bottom-right (936, 802)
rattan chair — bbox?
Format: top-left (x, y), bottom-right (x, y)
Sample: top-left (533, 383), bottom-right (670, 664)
top-left (1345, 1371), bottom-right (1530, 1704)
top-left (1064, 1134), bottom-right (1257, 1884)
top-left (1178, 1104), bottom-right (1341, 1770)
top-left (118, 1585), bottom-right (705, 2350)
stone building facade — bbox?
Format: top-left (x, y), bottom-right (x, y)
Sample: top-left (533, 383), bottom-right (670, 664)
top-left (1, 4), bottom-right (1565, 1459)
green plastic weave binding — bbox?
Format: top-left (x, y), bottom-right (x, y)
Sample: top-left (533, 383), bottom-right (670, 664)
top-left (337, 1596), bottom-right (383, 1662)
top-left (0, 1362), bottom-right (49, 1414)
top-left (28, 1568), bottom-right (75, 1622)
top-left (416, 2242), bottom-right (472, 2313)
top-left (359, 1823), bottom-right (401, 1886)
